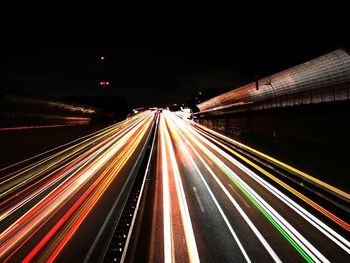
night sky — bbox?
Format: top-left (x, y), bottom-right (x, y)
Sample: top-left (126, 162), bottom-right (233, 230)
top-left (1, 8), bottom-right (348, 108)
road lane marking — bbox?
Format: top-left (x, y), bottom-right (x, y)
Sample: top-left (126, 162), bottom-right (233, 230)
top-left (164, 112), bottom-right (200, 263)
top-left (228, 184), bottom-right (251, 208)
top-left (194, 124), bottom-right (350, 233)
top-left (160, 115), bottom-right (173, 263)
top-left (167, 114), bottom-right (251, 263)
top-left (195, 123), bottom-right (350, 201)
top-left (180, 119), bottom-right (328, 263)
top-left (191, 123), bottom-right (350, 254)
top-left (193, 187), bottom-right (205, 213)
top-left (169, 114), bottom-right (281, 262)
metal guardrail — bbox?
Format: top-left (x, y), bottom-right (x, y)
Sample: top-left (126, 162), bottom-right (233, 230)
top-left (100, 113), bottom-right (159, 263)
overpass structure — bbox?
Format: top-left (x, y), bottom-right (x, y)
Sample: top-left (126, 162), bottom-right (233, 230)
top-left (197, 49), bottom-right (350, 115)
top-left (195, 49), bottom-right (350, 145)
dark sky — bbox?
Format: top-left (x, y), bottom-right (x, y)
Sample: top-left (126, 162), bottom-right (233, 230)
top-left (1, 7), bottom-right (348, 108)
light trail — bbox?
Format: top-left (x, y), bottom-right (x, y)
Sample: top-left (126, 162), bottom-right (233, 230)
top-left (0, 111), bottom-right (155, 262)
top-left (159, 115), bottom-right (173, 263)
top-left (0, 116), bottom-right (139, 174)
top-left (0, 124), bottom-right (74, 131)
top-left (167, 112), bottom-right (281, 262)
top-left (119, 113), bottom-right (159, 263)
top-left (0, 114), bottom-right (148, 222)
top-left (200, 135), bottom-right (350, 253)
top-left (194, 123), bottom-right (350, 201)
top-left (172, 113), bottom-right (350, 260)
top-left (1, 110), bottom-right (349, 262)
top-left (170, 113), bottom-right (330, 262)
top-left (0, 113), bottom-right (147, 199)
top-left (26, 115), bottom-right (153, 262)
top-left (163, 112), bottom-right (200, 263)
top-left (166, 113), bottom-right (251, 263)
top-left (192, 124), bottom-right (350, 233)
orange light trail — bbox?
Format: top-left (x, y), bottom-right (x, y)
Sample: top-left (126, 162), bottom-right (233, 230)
top-left (0, 111), bottom-right (155, 262)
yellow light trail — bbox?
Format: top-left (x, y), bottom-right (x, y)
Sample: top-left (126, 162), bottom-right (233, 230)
top-left (28, 114), bottom-right (154, 262)
top-left (173, 115), bottom-right (349, 256)
top-left (0, 113), bottom-right (149, 199)
top-left (193, 126), bottom-right (350, 233)
top-left (0, 114), bottom-right (151, 221)
top-left (167, 113), bottom-right (281, 262)
top-left (195, 123), bottom-right (350, 201)
top-left (0, 112), bottom-right (154, 261)
top-left (166, 113), bottom-right (252, 263)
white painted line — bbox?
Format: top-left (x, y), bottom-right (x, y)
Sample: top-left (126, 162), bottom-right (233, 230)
top-left (160, 115), bottom-right (173, 263)
top-left (164, 112), bottom-right (200, 263)
top-left (169, 115), bottom-right (280, 262)
top-left (183, 120), bottom-right (329, 263)
top-left (167, 117), bottom-right (251, 263)
top-left (193, 186), bottom-right (205, 213)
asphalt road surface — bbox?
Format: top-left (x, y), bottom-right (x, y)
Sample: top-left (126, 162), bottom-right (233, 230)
top-left (126, 111), bottom-right (350, 263)
top-left (1, 110), bottom-right (349, 262)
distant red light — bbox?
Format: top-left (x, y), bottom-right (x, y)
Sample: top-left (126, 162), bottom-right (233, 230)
top-left (100, 56), bottom-right (105, 60)
top-left (99, 81), bottom-right (110, 86)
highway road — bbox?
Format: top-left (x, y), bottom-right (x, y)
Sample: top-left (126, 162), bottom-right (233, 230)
top-left (126, 111), bottom-right (350, 263)
top-left (0, 110), bottom-right (349, 262)
top-left (0, 111), bottom-right (155, 262)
